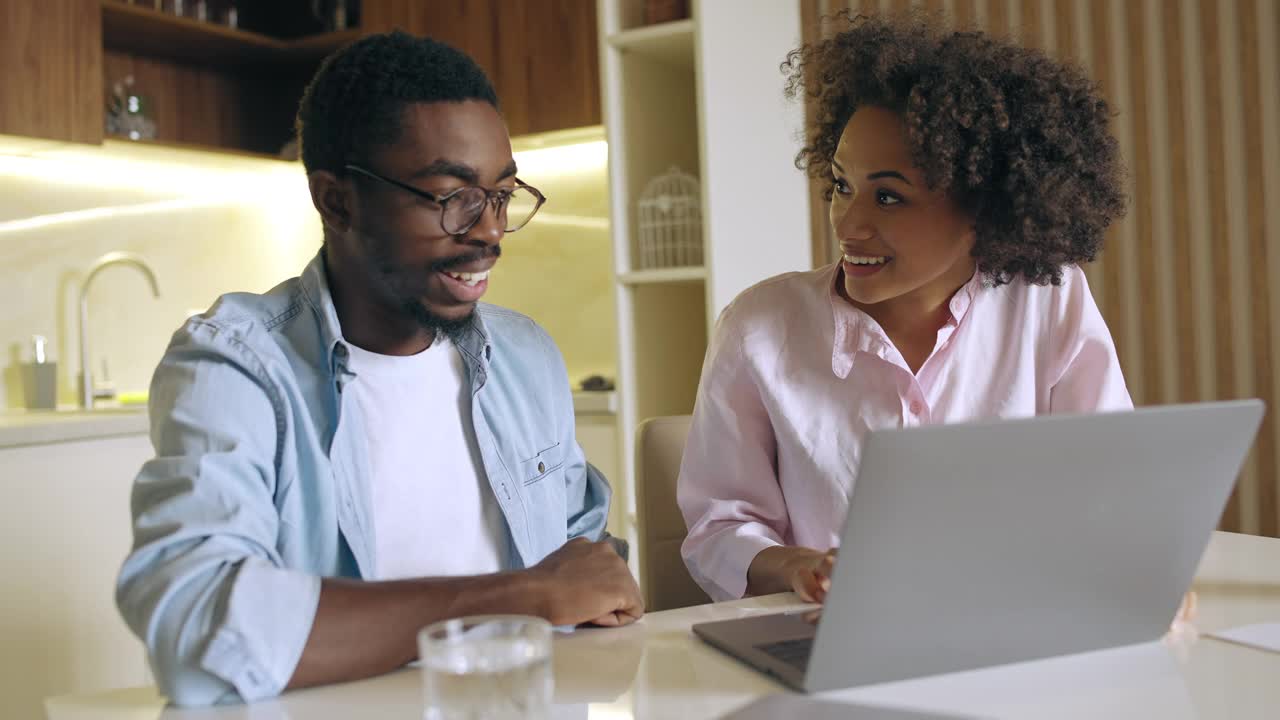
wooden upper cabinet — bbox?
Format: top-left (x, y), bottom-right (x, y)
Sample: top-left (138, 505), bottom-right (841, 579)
top-left (0, 0), bottom-right (598, 150)
top-left (495, 0), bottom-right (601, 137)
top-left (361, 0), bottom-right (601, 137)
top-left (0, 0), bottom-right (105, 144)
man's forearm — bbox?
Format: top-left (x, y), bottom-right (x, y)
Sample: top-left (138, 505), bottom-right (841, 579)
top-left (286, 571), bottom-right (546, 690)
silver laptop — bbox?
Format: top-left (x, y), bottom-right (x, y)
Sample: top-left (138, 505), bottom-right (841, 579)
top-left (693, 400), bottom-right (1265, 692)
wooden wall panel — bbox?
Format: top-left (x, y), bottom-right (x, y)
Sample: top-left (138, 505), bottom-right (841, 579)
top-left (800, 0), bottom-right (1280, 537)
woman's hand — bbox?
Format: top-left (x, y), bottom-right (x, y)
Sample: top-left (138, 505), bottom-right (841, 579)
top-left (784, 548), bottom-right (838, 603)
top-left (747, 546), bottom-right (838, 602)
top-left (1172, 591), bottom-right (1198, 629)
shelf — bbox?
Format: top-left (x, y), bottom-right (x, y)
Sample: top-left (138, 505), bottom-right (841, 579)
top-left (572, 391), bottom-right (618, 416)
top-left (618, 266), bottom-right (706, 285)
top-left (282, 29), bottom-right (362, 62)
top-left (102, 1), bottom-right (278, 65)
top-left (0, 133), bottom-right (295, 176)
top-left (607, 19), bottom-right (695, 69)
top-left (101, 1), bottom-right (357, 67)
top-left (101, 137), bottom-right (286, 163)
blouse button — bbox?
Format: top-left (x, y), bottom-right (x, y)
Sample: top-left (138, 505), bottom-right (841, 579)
top-left (538, 461), bottom-right (546, 474)
top-left (909, 400), bottom-right (924, 416)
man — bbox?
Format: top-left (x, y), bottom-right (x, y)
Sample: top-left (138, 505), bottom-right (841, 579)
top-left (116, 31), bottom-right (642, 707)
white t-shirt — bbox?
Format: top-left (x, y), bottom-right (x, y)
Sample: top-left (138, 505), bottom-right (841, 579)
top-left (344, 336), bottom-right (508, 580)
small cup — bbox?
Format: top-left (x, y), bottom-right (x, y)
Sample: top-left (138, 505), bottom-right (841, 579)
top-left (418, 615), bottom-right (553, 720)
top-left (23, 362), bottom-right (57, 410)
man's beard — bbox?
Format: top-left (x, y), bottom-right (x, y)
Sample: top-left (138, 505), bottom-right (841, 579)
top-left (403, 299), bottom-right (475, 345)
top-left (371, 241), bottom-right (501, 346)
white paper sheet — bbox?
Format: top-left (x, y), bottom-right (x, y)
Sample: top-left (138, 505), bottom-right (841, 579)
top-left (1207, 622), bottom-right (1280, 653)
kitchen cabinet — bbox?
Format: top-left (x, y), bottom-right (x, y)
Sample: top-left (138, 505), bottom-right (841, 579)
top-left (0, 0), bottom-right (104, 144)
top-left (361, 0), bottom-right (602, 136)
top-left (96, 1), bottom-right (353, 157)
top-left (0, 1), bottom-right (600, 154)
top-left (0, 432), bottom-right (153, 720)
top-left (0, 0), bottom-right (354, 156)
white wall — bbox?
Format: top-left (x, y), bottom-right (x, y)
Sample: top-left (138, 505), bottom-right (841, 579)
top-left (0, 135), bottom-right (616, 410)
top-left (0, 141), bottom-right (321, 410)
top-left (696, 0), bottom-right (813, 323)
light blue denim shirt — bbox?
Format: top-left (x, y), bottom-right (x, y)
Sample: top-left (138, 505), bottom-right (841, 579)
top-left (116, 251), bottom-right (610, 706)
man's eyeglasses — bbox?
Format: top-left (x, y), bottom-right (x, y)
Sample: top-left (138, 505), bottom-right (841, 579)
top-left (344, 164), bottom-right (546, 236)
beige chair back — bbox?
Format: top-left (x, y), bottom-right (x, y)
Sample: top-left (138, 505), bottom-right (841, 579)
top-left (635, 415), bottom-right (711, 611)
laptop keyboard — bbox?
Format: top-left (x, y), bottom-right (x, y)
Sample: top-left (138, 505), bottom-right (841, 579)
top-left (755, 637), bottom-right (813, 671)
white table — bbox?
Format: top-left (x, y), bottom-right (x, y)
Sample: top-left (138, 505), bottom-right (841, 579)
top-left (46, 531), bottom-right (1280, 720)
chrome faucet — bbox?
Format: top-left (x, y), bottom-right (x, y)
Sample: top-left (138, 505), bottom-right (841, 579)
top-left (79, 251), bottom-right (161, 408)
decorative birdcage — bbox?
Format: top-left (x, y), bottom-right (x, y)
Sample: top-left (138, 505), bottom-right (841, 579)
top-left (636, 166), bottom-right (702, 269)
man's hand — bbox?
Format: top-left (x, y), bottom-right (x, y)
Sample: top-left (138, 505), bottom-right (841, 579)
top-left (288, 543), bottom-right (641, 692)
top-left (528, 537), bottom-right (644, 627)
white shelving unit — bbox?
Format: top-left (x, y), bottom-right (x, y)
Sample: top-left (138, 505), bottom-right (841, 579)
top-left (606, 18), bottom-right (696, 68)
top-left (597, 0), bottom-right (812, 567)
top-left (617, 267), bottom-right (707, 285)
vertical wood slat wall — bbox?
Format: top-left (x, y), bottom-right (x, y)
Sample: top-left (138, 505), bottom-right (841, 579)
top-left (800, 0), bottom-right (1280, 537)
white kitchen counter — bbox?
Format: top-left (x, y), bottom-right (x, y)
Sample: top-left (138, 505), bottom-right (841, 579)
top-left (0, 392), bottom-right (616, 450)
top-left (572, 390), bottom-right (618, 415)
top-left (0, 408), bottom-right (150, 449)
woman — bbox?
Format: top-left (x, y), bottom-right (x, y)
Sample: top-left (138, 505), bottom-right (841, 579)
top-left (678, 13), bottom-right (1133, 603)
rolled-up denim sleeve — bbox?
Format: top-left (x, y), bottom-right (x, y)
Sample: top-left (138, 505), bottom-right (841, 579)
top-left (116, 321), bottom-right (320, 706)
top-left (567, 458), bottom-right (611, 542)
top-left (536, 326), bottom-right (610, 542)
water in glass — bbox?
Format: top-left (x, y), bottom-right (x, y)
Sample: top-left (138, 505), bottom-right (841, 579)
top-left (419, 616), bottom-right (553, 720)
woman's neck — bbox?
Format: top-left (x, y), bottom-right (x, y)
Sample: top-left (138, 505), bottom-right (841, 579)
top-left (841, 261), bottom-right (977, 373)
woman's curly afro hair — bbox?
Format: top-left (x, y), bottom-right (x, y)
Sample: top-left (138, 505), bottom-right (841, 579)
top-left (785, 11), bottom-right (1127, 286)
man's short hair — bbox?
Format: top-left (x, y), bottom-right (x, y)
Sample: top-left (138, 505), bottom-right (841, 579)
top-left (296, 31), bottom-right (499, 176)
